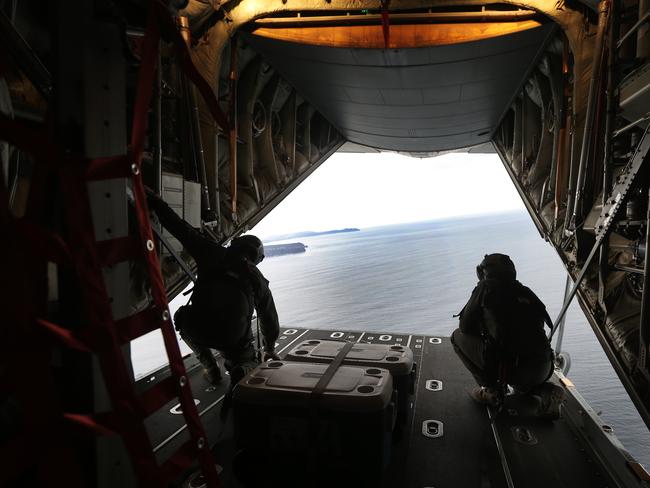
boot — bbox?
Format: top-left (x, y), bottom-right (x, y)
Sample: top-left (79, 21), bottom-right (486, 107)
top-left (535, 382), bottom-right (564, 420)
top-left (470, 386), bottom-right (498, 406)
top-left (203, 365), bottom-right (223, 385)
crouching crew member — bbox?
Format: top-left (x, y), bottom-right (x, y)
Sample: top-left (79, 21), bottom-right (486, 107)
top-left (147, 190), bottom-right (280, 387)
top-left (451, 253), bottom-right (564, 418)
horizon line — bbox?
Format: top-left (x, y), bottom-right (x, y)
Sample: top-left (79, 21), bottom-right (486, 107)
top-left (259, 208), bottom-right (527, 241)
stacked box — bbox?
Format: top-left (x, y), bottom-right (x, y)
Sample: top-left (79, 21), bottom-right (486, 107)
top-left (285, 340), bottom-right (415, 427)
top-left (233, 360), bottom-right (395, 487)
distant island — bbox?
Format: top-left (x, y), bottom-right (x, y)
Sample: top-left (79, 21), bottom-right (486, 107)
top-left (265, 228), bottom-right (360, 242)
top-left (264, 242), bottom-right (307, 258)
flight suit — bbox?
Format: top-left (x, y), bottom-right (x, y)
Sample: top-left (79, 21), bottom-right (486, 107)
top-left (148, 194), bottom-right (280, 384)
top-left (451, 278), bottom-right (554, 392)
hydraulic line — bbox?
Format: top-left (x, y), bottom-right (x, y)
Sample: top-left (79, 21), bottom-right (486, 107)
top-left (599, 5), bottom-right (617, 308)
top-left (555, 274), bottom-right (573, 352)
top-left (229, 37), bottom-right (238, 220)
top-left (639, 188), bottom-right (650, 372)
top-left (178, 16), bottom-right (211, 214)
top-left (571, 0), bottom-right (611, 229)
top-left (554, 37), bottom-right (570, 227)
top-left (551, 125), bottom-right (650, 339)
top-left (613, 113), bottom-right (650, 138)
top-left (616, 11), bottom-right (650, 49)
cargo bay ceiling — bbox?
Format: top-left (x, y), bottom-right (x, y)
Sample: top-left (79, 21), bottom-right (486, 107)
top-left (5, 0), bottom-right (650, 435)
top-left (175, 0), bottom-right (650, 429)
top-left (244, 22), bottom-right (555, 152)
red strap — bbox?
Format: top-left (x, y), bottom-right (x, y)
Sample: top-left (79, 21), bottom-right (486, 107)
top-left (85, 155), bottom-right (133, 181)
top-left (0, 1), bottom-right (222, 485)
top-left (115, 306), bottom-right (165, 344)
top-left (0, 167), bottom-right (86, 487)
top-left (15, 220), bottom-right (72, 265)
top-left (139, 375), bottom-right (177, 417)
top-left (95, 235), bottom-right (142, 267)
top-left (160, 438), bottom-right (200, 482)
top-left (60, 149), bottom-right (164, 488)
top-left (36, 318), bottom-right (93, 352)
top-left (160, 438), bottom-right (221, 487)
top-left (125, 8), bottom-right (221, 479)
top-left (63, 412), bottom-right (118, 437)
top-left (381, 0), bottom-right (390, 48)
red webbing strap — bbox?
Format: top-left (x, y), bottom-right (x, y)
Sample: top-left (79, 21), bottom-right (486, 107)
top-left (115, 306), bottom-right (165, 344)
top-left (381, 0), bottom-right (390, 48)
top-left (56, 13), bottom-right (163, 478)
top-left (139, 376), bottom-right (178, 417)
top-left (154, 2), bottom-right (230, 133)
top-left (124, 2), bottom-right (221, 485)
top-left (63, 413), bottom-right (118, 437)
top-left (60, 163), bottom-right (164, 486)
top-left (85, 155), bottom-right (132, 181)
top-left (0, 173), bottom-right (85, 487)
top-left (36, 318), bottom-right (94, 352)
top-left (160, 438), bottom-right (206, 484)
top-left (0, 2), bottom-right (220, 484)
top-left (96, 235), bottom-right (142, 267)
top-left (128, 81), bottom-right (223, 488)
top-left (15, 220), bottom-right (72, 265)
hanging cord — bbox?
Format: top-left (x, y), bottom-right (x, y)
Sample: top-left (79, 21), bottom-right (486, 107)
top-left (380, 0), bottom-right (390, 48)
top-left (256, 314), bottom-right (262, 362)
top-left (554, 274), bottom-right (572, 352)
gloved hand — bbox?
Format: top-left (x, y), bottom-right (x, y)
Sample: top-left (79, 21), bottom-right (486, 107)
top-left (262, 349), bottom-right (280, 362)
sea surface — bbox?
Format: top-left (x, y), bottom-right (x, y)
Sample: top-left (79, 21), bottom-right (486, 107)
top-left (131, 210), bottom-right (650, 466)
top-left (257, 211), bottom-right (650, 466)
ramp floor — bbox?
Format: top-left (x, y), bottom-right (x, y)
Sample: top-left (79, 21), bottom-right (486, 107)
top-left (142, 328), bottom-right (616, 487)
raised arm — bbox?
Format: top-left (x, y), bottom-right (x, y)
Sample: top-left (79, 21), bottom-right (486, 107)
top-left (147, 191), bottom-right (211, 262)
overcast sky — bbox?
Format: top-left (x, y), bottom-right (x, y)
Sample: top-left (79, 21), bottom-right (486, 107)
top-left (251, 151), bottom-right (525, 239)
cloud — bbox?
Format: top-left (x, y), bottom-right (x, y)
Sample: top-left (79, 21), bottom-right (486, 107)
top-left (252, 152), bottom-right (524, 238)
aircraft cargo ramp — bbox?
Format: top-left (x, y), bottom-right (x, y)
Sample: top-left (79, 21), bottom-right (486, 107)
top-left (140, 329), bottom-right (643, 488)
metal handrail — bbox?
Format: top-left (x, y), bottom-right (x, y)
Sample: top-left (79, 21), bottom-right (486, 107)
top-left (616, 12), bottom-right (650, 49)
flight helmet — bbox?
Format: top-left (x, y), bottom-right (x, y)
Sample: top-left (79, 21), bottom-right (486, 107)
top-left (230, 235), bottom-right (265, 264)
top-left (476, 253), bottom-right (516, 282)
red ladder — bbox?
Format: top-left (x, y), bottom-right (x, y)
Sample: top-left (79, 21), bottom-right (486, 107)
top-left (0, 2), bottom-right (223, 486)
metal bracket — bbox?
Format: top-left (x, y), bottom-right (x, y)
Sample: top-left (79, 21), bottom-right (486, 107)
top-left (551, 126), bottom-right (650, 338)
top-left (511, 426), bottom-right (538, 445)
top-left (422, 420), bottom-right (444, 438)
top-left (594, 126), bottom-right (650, 238)
top-left (425, 380), bottom-right (443, 391)
top-left (170, 398), bottom-right (200, 415)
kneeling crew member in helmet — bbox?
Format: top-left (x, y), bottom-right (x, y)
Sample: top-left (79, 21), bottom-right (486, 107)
top-left (147, 191), bottom-right (280, 386)
top-left (451, 253), bottom-right (563, 418)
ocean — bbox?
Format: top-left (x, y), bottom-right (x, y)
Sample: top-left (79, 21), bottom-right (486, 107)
top-left (257, 211), bottom-right (650, 466)
top-left (131, 210), bottom-right (650, 466)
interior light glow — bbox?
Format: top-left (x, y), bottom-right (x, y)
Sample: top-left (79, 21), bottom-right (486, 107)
top-left (251, 21), bottom-right (543, 49)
